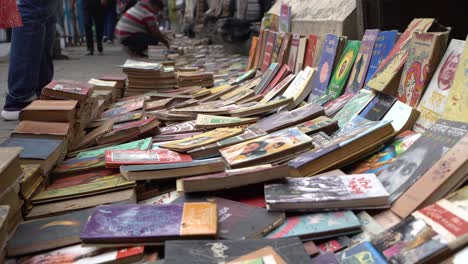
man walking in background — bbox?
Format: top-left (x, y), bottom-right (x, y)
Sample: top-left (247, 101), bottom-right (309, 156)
top-left (74, 0), bottom-right (105, 55)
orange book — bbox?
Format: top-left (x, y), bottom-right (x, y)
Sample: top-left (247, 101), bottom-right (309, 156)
top-left (19, 100), bottom-right (77, 122)
top-left (247, 36), bottom-right (259, 70)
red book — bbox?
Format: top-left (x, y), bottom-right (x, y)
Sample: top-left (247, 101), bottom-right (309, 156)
top-left (304, 34), bottom-right (318, 68)
top-left (287, 34), bottom-right (301, 72)
top-left (105, 149), bottom-right (193, 168)
top-left (277, 33), bottom-right (292, 66)
top-left (261, 31), bottom-right (277, 73)
top-left (262, 64), bottom-right (291, 95)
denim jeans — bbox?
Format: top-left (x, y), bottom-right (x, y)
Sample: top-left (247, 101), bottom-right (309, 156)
top-left (103, 0), bottom-right (116, 41)
top-left (5, 0), bottom-right (60, 111)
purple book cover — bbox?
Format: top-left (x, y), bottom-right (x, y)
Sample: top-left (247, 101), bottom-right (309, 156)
top-left (308, 34), bottom-right (340, 100)
top-left (81, 204), bottom-right (183, 241)
top-left (345, 29), bottom-right (380, 94)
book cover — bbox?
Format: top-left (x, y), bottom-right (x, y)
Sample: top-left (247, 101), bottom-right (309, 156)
top-left (282, 66), bottom-right (315, 107)
top-left (304, 34), bottom-right (318, 68)
top-left (396, 31), bottom-right (449, 107)
top-left (350, 211), bottom-right (385, 244)
top-left (260, 31), bottom-right (277, 73)
top-left (333, 90), bottom-right (375, 127)
top-left (76, 137), bottom-right (152, 159)
top-left (294, 37), bottom-right (308, 74)
top-left (159, 121), bottom-right (202, 135)
top-left (260, 74), bottom-right (295, 103)
top-left (164, 237), bottom-right (311, 264)
top-left (80, 203), bottom-right (217, 243)
top-left (53, 155), bottom-right (105, 174)
top-left (443, 35), bottom-right (468, 123)
top-left (262, 64), bottom-right (291, 96)
top-left (327, 40), bottom-right (361, 99)
top-left (287, 34), bottom-right (301, 72)
top-left (309, 34), bottom-right (341, 99)
top-left (364, 30), bottom-right (398, 85)
top-left (415, 39), bottom-right (465, 132)
top-left (311, 253), bottom-right (340, 264)
top-left (347, 130), bottom-right (421, 176)
top-left (378, 119), bottom-right (468, 203)
top-left (366, 18), bottom-right (434, 94)
top-left (255, 63), bottom-right (281, 94)
top-left (220, 127), bottom-right (312, 168)
top-left (44, 79), bottom-right (93, 98)
top-left (323, 92), bottom-right (355, 116)
top-left (161, 127), bottom-right (243, 152)
top-left (101, 99), bottom-right (144, 119)
top-left (277, 33), bottom-right (292, 66)
top-left (247, 36), bottom-right (259, 70)
top-left (296, 116), bottom-right (339, 135)
top-left (265, 174), bottom-right (389, 210)
top-left (345, 29), bottom-right (380, 94)
top-left (105, 149), bottom-right (192, 167)
top-left (381, 100), bottom-right (420, 132)
top-left (195, 114), bottom-right (257, 128)
top-left (254, 29), bottom-right (265, 69)
top-left (337, 241), bottom-right (388, 264)
top-left (266, 211), bottom-right (360, 240)
top-left (271, 32), bottom-right (284, 64)
top-left (226, 246), bottom-right (287, 264)
top-left (359, 92), bottom-right (397, 121)
top-left (0, 137), bottom-right (63, 160)
top-left (13, 121), bottom-right (70, 137)
top-left (6, 208), bottom-right (94, 256)
top-left (317, 236), bottom-right (352, 253)
top-left (120, 158), bottom-right (224, 174)
top-left (278, 3), bottom-right (291, 33)
top-left (173, 196), bottom-right (285, 240)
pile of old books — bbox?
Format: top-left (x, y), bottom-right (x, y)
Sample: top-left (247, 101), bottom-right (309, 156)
top-left (0, 13), bottom-right (468, 264)
top-left (122, 60), bottom-right (177, 96)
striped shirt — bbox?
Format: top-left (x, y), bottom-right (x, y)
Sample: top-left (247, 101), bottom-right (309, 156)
top-left (115, 0), bottom-right (158, 40)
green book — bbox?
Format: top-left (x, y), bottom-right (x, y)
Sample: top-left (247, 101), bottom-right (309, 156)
top-left (327, 40), bottom-right (361, 99)
top-left (77, 138), bottom-right (152, 159)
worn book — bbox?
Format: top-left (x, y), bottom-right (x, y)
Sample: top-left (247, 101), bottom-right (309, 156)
top-left (381, 100), bottom-right (420, 132)
top-left (220, 127), bottom-right (312, 168)
top-left (266, 210), bottom-right (361, 240)
top-left (80, 203), bottom-right (217, 244)
top-left (396, 31), bottom-right (449, 107)
top-left (19, 100), bottom-right (77, 122)
top-left (6, 208), bottom-right (93, 257)
top-left (415, 39), bottom-right (465, 132)
top-left (164, 237), bottom-right (311, 264)
top-left (260, 73), bottom-right (295, 103)
top-left (265, 173), bottom-right (389, 211)
top-left (75, 120), bottom-right (114, 150)
top-left (337, 241), bottom-right (388, 264)
top-left (294, 37), bottom-right (308, 74)
top-left (359, 92), bottom-right (397, 121)
top-left (173, 196), bottom-right (285, 240)
top-left (332, 89), bottom-right (375, 127)
top-left (42, 79), bottom-right (94, 103)
top-left (76, 137), bottom-right (152, 159)
top-left (159, 121), bottom-right (204, 135)
top-left (229, 97), bottom-right (293, 117)
top-left (364, 30), bottom-right (399, 85)
top-left (311, 252), bottom-right (340, 264)
top-left (0, 137), bottom-right (66, 175)
top-left (345, 29), bottom-right (380, 94)
top-left (177, 164), bottom-right (288, 193)
top-left (304, 34), bottom-right (318, 68)
top-left (276, 32), bottom-right (292, 66)
top-left (282, 66), bottom-right (316, 109)
top-left (101, 98), bottom-right (144, 118)
top-left (262, 64), bottom-right (291, 96)
top-left (105, 149), bottom-right (192, 168)
top-left (443, 35), bottom-right (468, 123)
top-left (289, 120), bottom-right (395, 177)
top-left (278, 3), bottom-right (291, 32)
top-left (255, 63), bottom-right (281, 94)
top-left (347, 130), bottom-right (421, 176)
top-left (247, 36), bottom-right (259, 70)
top-left (53, 155), bottom-right (106, 175)
top-left (296, 116), bottom-right (339, 136)
top-left (350, 211), bottom-right (386, 244)
top-left (260, 32), bottom-right (277, 72)
top-left (161, 127), bottom-right (243, 152)
top-left (327, 40), bottom-right (361, 99)
top-left (366, 18), bottom-right (435, 94)
top-left (378, 119), bottom-right (467, 203)
top-left (287, 34), bottom-right (301, 73)
top-left (0, 147), bottom-right (23, 195)
top-left (195, 114), bottom-right (258, 129)
top-left (13, 121), bottom-right (71, 141)
top-left (227, 246), bottom-right (287, 264)
top-left (120, 158), bottom-right (226, 181)
top-left (391, 134), bottom-right (468, 218)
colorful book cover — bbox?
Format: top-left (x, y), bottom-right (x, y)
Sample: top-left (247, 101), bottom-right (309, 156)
top-left (53, 155), bottom-right (106, 174)
top-left (294, 37), bottom-right (308, 74)
top-left (311, 253), bottom-right (340, 264)
top-left (255, 63), bottom-right (280, 94)
top-left (442, 35), bottom-right (468, 123)
top-left (101, 99), bottom-right (144, 118)
top-left (161, 127), bottom-right (243, 152)
top-left (337, 241), bottom-right (388, 264)
top-left (350, 211), bottom-right (385, 244)
top-left (327, 40), bottom-right (361, 99)
top-left (322, 93), bottom-right (355, 116)
top-left (366, 18), bottom-right (434, 93)
top-left (76, 137), bottom-right (152, 159)
top-left (262, 64), bottom-right (291, 96)
top-left (105, 149), bottom-right (192, 167)
top-left (332, 90), bottom-right (375, 127)
top-left (346, 130), bottom-right (421, 176)
top-left (219, 127), bottom-right (312, 167)
top-left (309, 34), bottom-right (341, 99)
top-left (173, 196), bottom-right (285, 240)
top-left (304, 34), bottom-right (318, 68)
top-left (359, 92), bottom-right (397, 121)
top-left (226, 246), bottom-right (287, 264)
top-left (297, 116), bottom-right (338, 135)
top-left (260, 74), bottom-right (295, 103)
top-left (279, 3), bottom-right (291, 33)
top-left (265, 174), bottom-right (389, 209)
top-left (271, 32), bottom-right (284, 63)
top-left (46, 79), bottom-right (93, 96)
top-left (287, 34), bottom-right (301, 72)
top-left (260, 31), bottom-right (277, 72)
top-left (415, 39), bottom-right (465, 132)
top-left (364, 30), bottom-right (398, 86)
top-left (0, 137), bottom-right (63, 160)
top-left (266, 211), bottom-right (360, 240)
top-left (195, 114), bottom-right (257, 128)
top-left (159, 121), bottom-right (201, 135)
top-left (247, 37), bottom-right (258, 70)
top-left (345, 29), bottom-right (380, 94)
top-left (396, 31), bottom-right (448, 107)
top-left (318, 236), bottom-right (352, 253)
top-left (121, 158), bottom-right (223, 173)
top-left (378, 119), bottom-right (468, 203)
top-left (276, 33), bottom-right (292, 66)
top-left (80, 203), bottom-right (217, 242)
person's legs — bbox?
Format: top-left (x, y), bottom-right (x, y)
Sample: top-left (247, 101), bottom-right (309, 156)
top-left (121, 32), bottom-right (159, 56)
top-left (93, 4), bottom-right (105, 53)
top-left (83, 5), bottom-right (94, 54)
top-left (105, 1), bottom-right (116, 42)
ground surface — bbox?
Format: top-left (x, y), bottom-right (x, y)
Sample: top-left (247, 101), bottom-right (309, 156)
top-left (0, 42), bottom-right (128, 141)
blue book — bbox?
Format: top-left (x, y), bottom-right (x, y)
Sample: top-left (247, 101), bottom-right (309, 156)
top-left (337, 241), bottom-right (388, 264)
top-left (0, 137), bottom-right (63, 160)
top-left (364, 30), bottom-right (398, 86)
top-left (308, 34), bottom-right (342, 100)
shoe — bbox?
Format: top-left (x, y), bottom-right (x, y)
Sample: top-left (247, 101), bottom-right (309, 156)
top-left (86, 51), bottom-right (94, 56)
top-left (97, 44), bottom-right (103, 53)
top-left (1, 110), bottom-right (20, 121)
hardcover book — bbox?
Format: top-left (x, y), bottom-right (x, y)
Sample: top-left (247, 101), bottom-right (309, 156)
top-left (265, 174), bottom-right (389, 211)
top-left (345, 29), bottom-right (380, 94)
top-left (53, 155), bottom-right (105, 175)
top-left (378, 119), bottom-right (467, 203)
top-left (415, 39), bottom-right (465, 132)
top-left (337, 241), bottom-right (388, 264)
top-left (266, 211), bottom-right (361, 240)
top-left (327, 40), bottom-right (361, 99)
top-left (366, 18), bottom-right (435, 94)
top-left (219, 127), bottom-right (312, 168)
top-left (332, 89), bottom-right (375, 127)
top-left (173, 196), bottom-right (285, 240)
top-left (364, 30), bottom-right (399, 85)
top-left (105, 149), bottom-right (192, 167)
top-left (43, 79), bottom-right (93, 102)
top-left (80, 203), bottom-right (217, 244)
top-left (13, 121), bottom-right (71, 140)
top-left (359, 92), bottom-right (397, 121)
top-left (19, 100), bottom-right (77, 122)
top-left (164, 237), bottom-right (311, 264)
top-left (396, 31), bottom-right (449, 107)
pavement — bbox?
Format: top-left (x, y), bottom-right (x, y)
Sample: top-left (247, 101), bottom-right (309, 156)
top-left (0, 42), bottom-right (128, 141)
